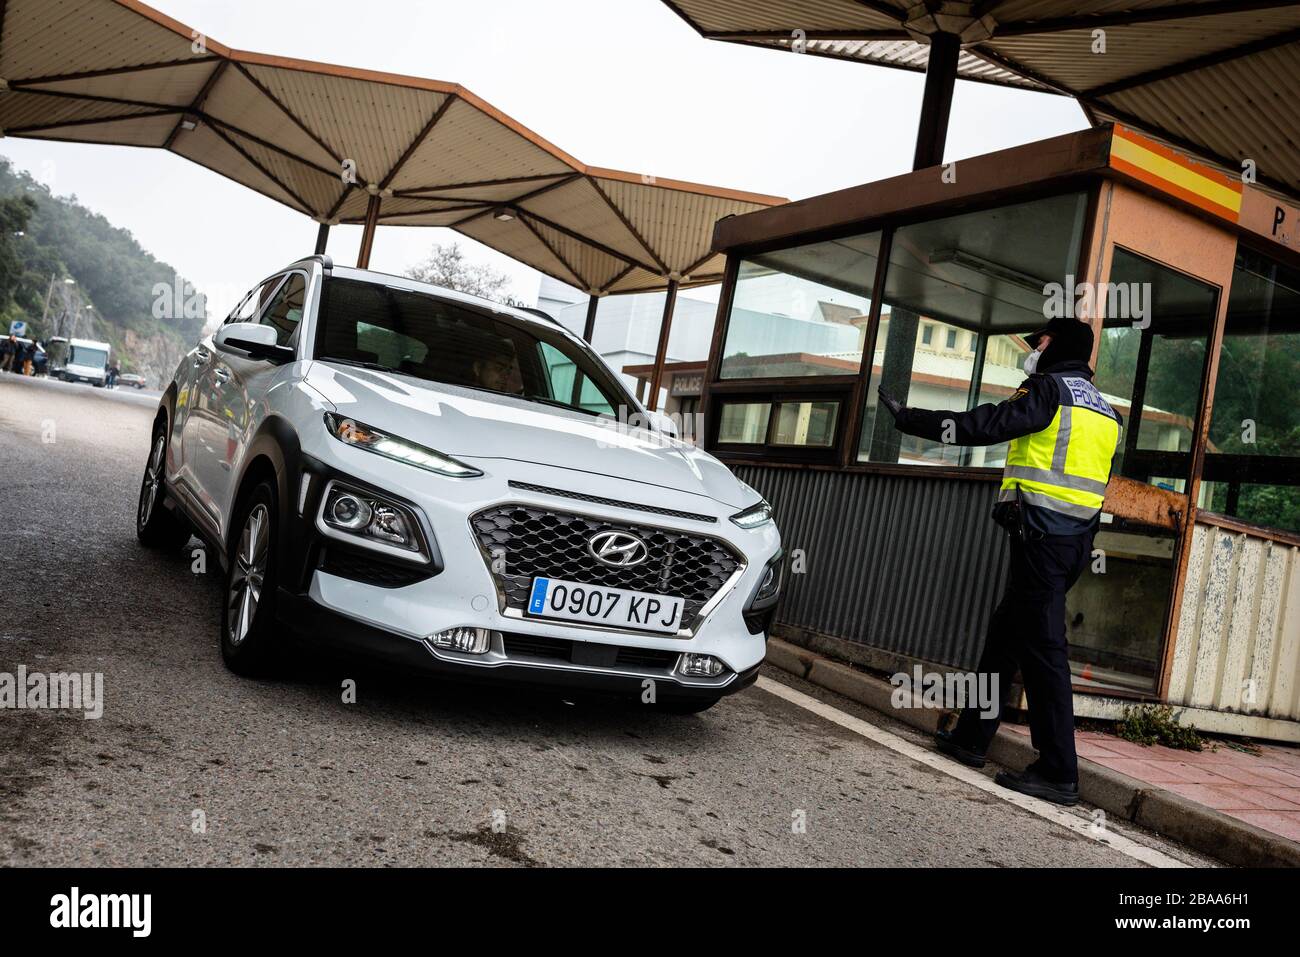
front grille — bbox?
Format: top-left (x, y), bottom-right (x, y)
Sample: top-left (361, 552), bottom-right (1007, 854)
top-left (471, 504), bottom-right (743, 627)
top-left (501, 633), bottom-right (681, 670)
top-left (507, 481), bottom-right (717, 523)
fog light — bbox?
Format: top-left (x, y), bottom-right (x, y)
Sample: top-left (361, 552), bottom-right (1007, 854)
top-left (679, 653), bottom-right (725, 678)
top-left (329, 492), bottom-right (371, 530)
top-left (428, 627), bottom-right (494, 655)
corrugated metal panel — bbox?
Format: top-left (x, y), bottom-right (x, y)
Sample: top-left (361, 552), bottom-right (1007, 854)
top-left (24, 58), bottom-right (214, 107)
top-left (29, 110), bottom-right (178, 146)
top-left (596, 178), bottom-right (768, 275)
top-left (203, 66), bottom-right (340, 171)
top-left (245, 65), bottom-right (445, 188)
top-left (0, 91), bottom-right (157, 133)
top-left (521, 215), bottom-right (633, 292)
top-left (390, 97), bottom-right (573, 191)
top-left (0, 0), bottom-right (785, 296)
top-left (458, 214), bottom-right (585, 289)
top-left (734, 465), bottom-right (1007, 669)
top-left (223, 128), bottom-right (345, 214)
top-left (663, 1), bottom-right (1300, 197)
top-left (1097, 41), bottom-right (1300, 196)
top-left (988, 10), bottom-right (1300, 91)
top-left (0, 0), bottom-right (188, 78)
top-left (670, 0), bottom-right (903, 33)
top-left (521, 178), bottom-right (660, 270)
top-left (1170, 522), bottom-right (1300, 721)
top-left (171, 122), bottom-right (307, 213)
top-left (403, 177), bottom-right (571, 205)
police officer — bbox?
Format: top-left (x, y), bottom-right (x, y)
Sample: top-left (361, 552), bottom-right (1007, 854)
top-left (878, 316), bottom-right (1121, 806)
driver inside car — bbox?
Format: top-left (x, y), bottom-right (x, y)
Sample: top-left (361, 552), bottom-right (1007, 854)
top-left (472, 339), bottom-right (524, 395)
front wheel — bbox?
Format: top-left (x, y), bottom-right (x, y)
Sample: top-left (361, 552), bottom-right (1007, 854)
top-left (136, 428), bottom-right (193, 549)
top-left (220, 481), bottom-right (284, 677)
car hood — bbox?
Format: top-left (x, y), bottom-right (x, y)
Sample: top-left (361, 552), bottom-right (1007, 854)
top-left (303, 362), bottom-right (754, 509)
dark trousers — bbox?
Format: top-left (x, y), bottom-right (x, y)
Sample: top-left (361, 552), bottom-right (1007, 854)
top-left (953, 527), bottom-right (1095, 783)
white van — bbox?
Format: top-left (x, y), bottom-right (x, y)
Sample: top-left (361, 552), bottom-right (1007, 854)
top-left (56, 337), bottom-right (112, 387)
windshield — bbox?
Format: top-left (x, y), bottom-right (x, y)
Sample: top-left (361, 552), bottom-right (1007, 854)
top-left (313, 278), bottom-right (631, 417)
top-left (69, 346), bottom-right (107, 369)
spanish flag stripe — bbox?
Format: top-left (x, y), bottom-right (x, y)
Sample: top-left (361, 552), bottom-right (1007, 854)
top-left (1110, 126), bottom-right (1242, 223)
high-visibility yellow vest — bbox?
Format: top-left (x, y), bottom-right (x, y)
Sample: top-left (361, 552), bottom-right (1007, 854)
top-left (999, 374), bottom-right (1121, 522)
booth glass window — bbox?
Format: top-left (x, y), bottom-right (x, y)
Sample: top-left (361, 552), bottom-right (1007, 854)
top-left (721, 232), bottom-right (881, 379)
top-left (1067, 249), bottom-right (1218, 696)
top-left (1202, 247), bottom-right (1300, 534)
top-left (1093, 248), bottom-right (1218, 494)
top-left (718, 402), bottom-right (771, 444)
top-left (858, 192), bottom-right (1090, 464)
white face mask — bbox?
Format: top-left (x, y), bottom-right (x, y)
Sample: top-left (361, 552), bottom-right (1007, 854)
top-left (1023, 349), bottom-right (1042, 375)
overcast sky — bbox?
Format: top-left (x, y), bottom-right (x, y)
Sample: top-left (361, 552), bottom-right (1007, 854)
top-left (1, 0), bottom-right (1086, 319)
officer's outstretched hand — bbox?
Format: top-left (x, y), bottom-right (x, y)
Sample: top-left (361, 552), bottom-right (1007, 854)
top-left (877, 387), bottom-right (904, 419)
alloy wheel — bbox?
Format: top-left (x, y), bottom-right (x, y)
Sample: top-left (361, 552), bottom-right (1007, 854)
top-left (228, 503), bottom-right (269, 646)
top-left (138, 433), bottom-right (165, 529)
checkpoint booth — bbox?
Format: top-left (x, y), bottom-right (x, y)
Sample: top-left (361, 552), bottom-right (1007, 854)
top-left (695, 124), bottom-right (1300, 742)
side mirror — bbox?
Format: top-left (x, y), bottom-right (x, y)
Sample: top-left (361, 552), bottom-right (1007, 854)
top-left (215, 322), bottom-right (294, 363)
top-left (644, 409), bottom-right (679, 438)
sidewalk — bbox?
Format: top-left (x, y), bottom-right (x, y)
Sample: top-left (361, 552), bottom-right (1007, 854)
top-left (1008, 724), bottom-right (1300, 844)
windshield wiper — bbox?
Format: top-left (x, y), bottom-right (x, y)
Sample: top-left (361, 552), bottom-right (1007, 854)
top-left (466, 384), bottom-right (601, 417)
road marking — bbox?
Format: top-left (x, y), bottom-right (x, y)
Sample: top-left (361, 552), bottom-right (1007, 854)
top-left (755, 676), bottom-right (1188, 869)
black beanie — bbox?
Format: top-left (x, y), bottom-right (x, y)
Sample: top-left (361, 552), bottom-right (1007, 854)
top-left (1027, 317), bottom-right (1093, 369)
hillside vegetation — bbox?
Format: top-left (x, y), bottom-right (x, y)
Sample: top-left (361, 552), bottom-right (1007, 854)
top-left (0, 158), bottom-right (206, 385)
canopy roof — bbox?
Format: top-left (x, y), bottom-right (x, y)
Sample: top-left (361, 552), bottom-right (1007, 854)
top-left (660, 0), bottom-right (1300, 199)
top-left (0, 0), bottom-right (785, 294)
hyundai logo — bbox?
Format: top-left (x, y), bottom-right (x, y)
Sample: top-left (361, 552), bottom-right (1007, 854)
top-left (587, 530), bottom-right (648, 567)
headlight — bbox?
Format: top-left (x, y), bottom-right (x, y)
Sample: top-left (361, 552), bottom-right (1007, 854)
top-left (755, 559), bottom-right (782, 601)
top-left (324, 413), bottom-right (481, 478)
top-left (730, 500), bottom-right (773, 529)
top-left (319, 482), bottom-right (428, 559)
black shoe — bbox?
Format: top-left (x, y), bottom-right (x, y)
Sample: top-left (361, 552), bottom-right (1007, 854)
top-left (934, 730), bottom-right (986, 768)
top-left (994, 767), bottom-right (1079, 806)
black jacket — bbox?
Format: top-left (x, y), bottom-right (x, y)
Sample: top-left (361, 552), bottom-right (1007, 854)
top-left (893, 358), bottom-right (1117, 536)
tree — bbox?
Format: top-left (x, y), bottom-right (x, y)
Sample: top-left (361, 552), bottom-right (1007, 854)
top-left (405, 241), bottom-right (514, 303)
top-left (0, 192), bottom-right (37, 311)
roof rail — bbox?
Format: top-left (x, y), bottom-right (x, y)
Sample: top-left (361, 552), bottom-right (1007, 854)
top-left (303, 253), bottom-right (333, 273)
top-left (518, 306), bottom-right (560, 325)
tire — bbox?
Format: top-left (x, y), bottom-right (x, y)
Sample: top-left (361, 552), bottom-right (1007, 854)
top-left (136, 425), bottom-right (193, 550)
top-left (220, 480), bottom-right (283, 677)
top-left (655, 697), bottom-right (721, 715)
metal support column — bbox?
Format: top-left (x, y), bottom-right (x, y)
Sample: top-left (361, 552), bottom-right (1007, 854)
top-left (912, 31), bottom-right (961, 171)
top-left (646, 280), bottom-right (679, 412)
top-left (581, 294), bottom-right (599, 342)
top-left (315, 222), bottom-right (330, 256)
top-left (357, 195), bottom-right (381, 268)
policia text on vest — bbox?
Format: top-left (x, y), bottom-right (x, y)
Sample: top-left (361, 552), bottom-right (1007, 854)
top-left (878, 332), bottom-right (1122, 805)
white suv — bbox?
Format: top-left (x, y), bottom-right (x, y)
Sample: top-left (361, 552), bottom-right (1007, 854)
top-left (137, 257), bottom-right (782, 712)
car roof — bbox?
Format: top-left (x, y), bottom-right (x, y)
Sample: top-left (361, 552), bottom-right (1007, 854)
top-left (285, 258), bottom-right (568, 336)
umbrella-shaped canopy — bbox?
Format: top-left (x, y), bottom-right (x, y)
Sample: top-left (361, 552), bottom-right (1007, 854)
top-left (660, 0), bottom-right (1300, 198)
top-left (0, 0), bottom-right (785, 293)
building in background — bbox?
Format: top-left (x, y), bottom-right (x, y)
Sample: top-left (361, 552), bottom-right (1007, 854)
top-left (536, 276), bottom-right (716, 414)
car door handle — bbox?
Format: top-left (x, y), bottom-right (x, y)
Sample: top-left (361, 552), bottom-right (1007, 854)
top-left (212, 367), bottom-right (230, 384)
top-left (193, 347), bottom-right (212, 368)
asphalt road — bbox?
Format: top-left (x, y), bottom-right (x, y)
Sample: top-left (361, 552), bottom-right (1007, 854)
top-left (0, 373), bottom-right (1213, 867)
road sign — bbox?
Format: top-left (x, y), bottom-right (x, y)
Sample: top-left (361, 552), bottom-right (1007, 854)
top-left (9, 320), bottom-right (27, 337)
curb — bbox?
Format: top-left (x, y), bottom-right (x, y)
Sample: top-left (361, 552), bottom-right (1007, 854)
top-left (763, 637), bottom-right (1300, 868)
